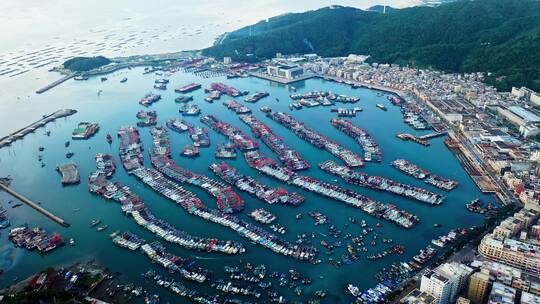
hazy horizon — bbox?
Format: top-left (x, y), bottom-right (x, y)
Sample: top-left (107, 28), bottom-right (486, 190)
top-left (0, 0), bottom-right (419, 53)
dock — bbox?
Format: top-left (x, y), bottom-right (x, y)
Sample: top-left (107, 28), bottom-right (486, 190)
top-left (0, 183), bottom-right (69, 227)
top-left (250, 72), bottom-right (316, 84)
top-left (396, 133), bottom-right (430, 146)
top-left (35, 74), bottom-right (75, 94)
top-left (0, 109), bottom-right (77, 149)
top-left (56, 162), bottom-right (80, 185)
top-left (444, 136), bottom-right (499, 194)
top-left (418, 132), bottom-right (447, 140)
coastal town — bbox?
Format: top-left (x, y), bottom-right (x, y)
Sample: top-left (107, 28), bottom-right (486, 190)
top-left (1, 31), bottom-right (540, 304)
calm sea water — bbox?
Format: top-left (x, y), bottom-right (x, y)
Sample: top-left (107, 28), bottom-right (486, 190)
top-left (0, 0), bottom-right (416, 135)
top-left (0, 68), bottom-right (489, 302)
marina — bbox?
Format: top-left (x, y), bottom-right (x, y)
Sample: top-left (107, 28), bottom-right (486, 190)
top-left (0, 67), bottom-right (489, 302)
top-left (131, 166), bottom-right (318, 261)
top-left (88, 155), bottom-right (244, 255)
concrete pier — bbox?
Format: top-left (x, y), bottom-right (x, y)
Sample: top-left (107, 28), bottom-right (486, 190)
top-left (35, 74), bottom-right (74, 94)
top-left (0, 183), bottom-right (70, 227)
top-left (0, 109), bottom-right (77, 149)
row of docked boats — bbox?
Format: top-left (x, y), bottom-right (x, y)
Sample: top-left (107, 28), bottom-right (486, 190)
top-left (130, 166), bottom-right (317, 261)
top-left (266, 111), bottom-right (364, 168)
top-left (209, 161), bottom-right (304, 206)
top-left (142, 269), bottom-right (219, 303)
top-left (319, 160), bottom-right (445, 205)
top-left (201, 115), bottom-right (259, 151)
top-left (89, 149), bottom-right (244, 255)
top-left (391, 159), bottom-right (458, 191)
top-left (149, 126), bottom-right (245, 213)
top-left (139, 240), bottom-right (210, 283)
top-left (243, 150), bottom-right (419, 228)
top-left (237, 113), bottom-right (310, 171)
top-left (223, 99), bottom-right (251, 114)
top-left (330, 119), bottom-right (382, 162)
top-left (9, 226), bottom-right (64, 253)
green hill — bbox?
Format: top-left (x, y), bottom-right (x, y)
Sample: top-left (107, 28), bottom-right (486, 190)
top-left (63, 56), bottom-right (110, 72)
top-left (203, 0), bottom-right (540, 92)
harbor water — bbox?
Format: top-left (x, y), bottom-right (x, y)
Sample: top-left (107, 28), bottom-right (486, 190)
top-left (0, 69), bottom-right (490, 302)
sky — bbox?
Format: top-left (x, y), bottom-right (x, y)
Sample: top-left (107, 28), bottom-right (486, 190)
top-left (0, 0), bottom-right (419, 52)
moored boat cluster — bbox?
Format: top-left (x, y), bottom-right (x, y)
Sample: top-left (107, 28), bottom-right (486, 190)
top-left (149, 126), bottom-right (245, 213)
top-left (319, 160), bottom-right (445, 205)
top-left (330, 119), bottom-right (382, 162)
top-left (238, 113), bottom-right (310, 171)
top-left (392, 159), bottom-right (459, 191)
top-left (267, 111), bottom-right (364, 167)
top-left (243, 150), bottom-right (419, 228)
top-left (209, 161), bottom-right (304, 206)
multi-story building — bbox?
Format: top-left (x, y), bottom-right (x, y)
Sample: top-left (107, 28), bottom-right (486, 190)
top-left (478, 234), bottom-right (540, 276)
top-left (266, 64), bottom-right (304, 80)
top-left (488, 282), bottom-right (515, 304)
top-left (420, 262), bottom-right (473, 304)
top-left (470, 259), bottom-right (540, 296)
top-left (522, 291), bottom-right (540, 304)
top-left (456, 297), bottom-right (470, 304)
top-left (400, 288), bottom-right (436, 304)
top-left (467, 271), bottom-right (491, 304)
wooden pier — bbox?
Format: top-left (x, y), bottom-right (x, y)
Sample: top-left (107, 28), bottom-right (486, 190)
top-left (0, 183), bottom-right (70, 227)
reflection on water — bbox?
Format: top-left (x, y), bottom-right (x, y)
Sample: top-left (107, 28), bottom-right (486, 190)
top-left (0, 244), bottom-right (23, 273)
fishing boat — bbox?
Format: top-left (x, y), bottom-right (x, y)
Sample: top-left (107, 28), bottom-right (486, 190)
top-left (376, 103), bottom-right (387, 111)
top-left (97, 224), bottom-right (108, 232)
